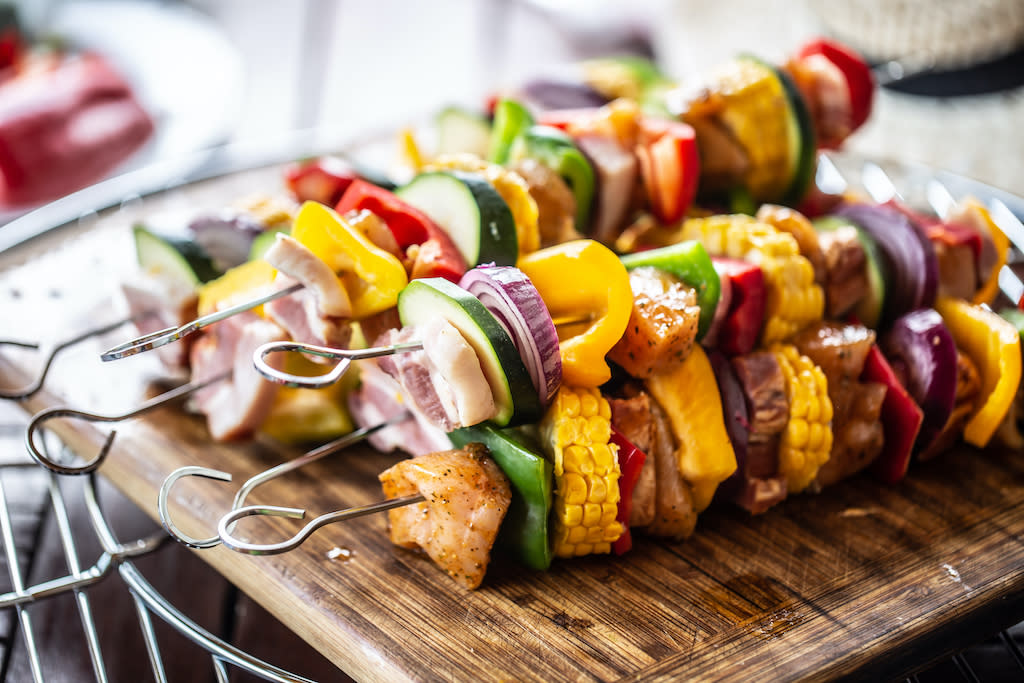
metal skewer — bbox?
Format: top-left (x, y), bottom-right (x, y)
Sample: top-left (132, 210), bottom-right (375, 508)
top-left (25, 371), bottom-right (230, 475)
top-left (0, 314), bottom-right (142, 400)
top-left (157, 413), bottom-right (411, 549)
top-left (217, 494), bottom-right (424, 556)
top-left (254, 311), bottom-right (592, 389)
top-left (99, 282), bottom-right (303, 362)
top-left (254, 340), bottom-right (424, 389)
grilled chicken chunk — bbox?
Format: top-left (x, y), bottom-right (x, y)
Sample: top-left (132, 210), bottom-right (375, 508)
top-left (645, 398), bottom-right (698, 540)
top-left (609, 392), bottom-right (656, 528)
top-left (818, 225), bottom-right (869, 318)
top-left (380, 444), bottom-right (511, 589)
top-left (510, 158), bottom-right (580, 248)
top-left (609, 267), bottom-right (701, 379)
top-left (189, 312), bottom-right (287, 441)
top-left (792, 322), bottom-right (885, 487)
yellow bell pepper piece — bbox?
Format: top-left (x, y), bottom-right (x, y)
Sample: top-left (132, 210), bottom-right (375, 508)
top-left (935, 296), bottom-right (1022, 447)
top-left (644, 345), bottom-right (737, 512)
top-left (518, 239), bottom-right (632, 388)
top-left (197, 259), bottom-right (277, 317)
top-left (291, 201), bottom-right (408, 319)
top-left (261, 352), bottom-right (356, 443)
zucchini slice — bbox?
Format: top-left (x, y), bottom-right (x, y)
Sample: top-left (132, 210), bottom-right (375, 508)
top-left (396, 170), bottom-right (518, 267)
top-left (133, 224), bottom-right (219, 289)
top-left (773, 65), bottom-right (817, 205)
top-left (398, 278), bottom-right (541, 427)
top-left (436, 106), bottom-right (492, 158)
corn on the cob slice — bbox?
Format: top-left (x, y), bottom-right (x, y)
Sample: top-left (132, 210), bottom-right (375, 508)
top-left (689, 58), bottom-right (795, 201)
top-left (770, 344), bottom-right (833, 493)
top-left (540, 386), bottom-right (623, 558)
top-left (681, 214), bottom-right (823, 344)
top-left (234, 193), bottom-right (297, 230)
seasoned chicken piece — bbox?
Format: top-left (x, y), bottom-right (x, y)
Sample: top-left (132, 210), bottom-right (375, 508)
top-left (609, 393), bottom-right (656, 528)
top-left (189, 312), bottom-right (287, 441)
top-left (510, 158), bottom-right (580, 248)
top-left (575, 133), bottom-right (638, 243)
top-left (263, 233), bottom-right (352, 317)
top-left (644, 398), bottom-right (697, 540)
top-left (814, 381), bottom-right (886, 488)
top-left (784, 54), bottom-right (853, 149)
top-left (792, 322), bottom-right (884, 487)
top-left (818, 225), bottom-right (869, 318)
top-left (347, 358), bottom-right (453, 456)
top-left (608, 267), bottom-right (701, 379)
top-left (380, 444), bottom-right (511, 589)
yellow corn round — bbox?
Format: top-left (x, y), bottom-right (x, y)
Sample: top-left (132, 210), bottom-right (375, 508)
top-left (541, 386), bottom-right (624, 558)
top-left (770, 344), bottom-right (834, 493)
top-left (681, 215), bottom-right (823, 344)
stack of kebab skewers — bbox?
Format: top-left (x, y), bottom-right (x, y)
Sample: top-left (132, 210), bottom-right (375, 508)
top-left (111, 38), bottom-right (1023, 589)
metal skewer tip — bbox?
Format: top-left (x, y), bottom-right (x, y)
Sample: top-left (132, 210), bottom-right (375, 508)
top-left (100, 282), bottom-right (303, 363)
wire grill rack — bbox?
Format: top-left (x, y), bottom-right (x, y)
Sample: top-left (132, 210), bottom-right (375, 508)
top-left (0, 150), bottom-right (1023, 681)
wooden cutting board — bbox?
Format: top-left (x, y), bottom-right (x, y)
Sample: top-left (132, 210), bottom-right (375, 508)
top-left (2, 164), bottom-right (1023, 682)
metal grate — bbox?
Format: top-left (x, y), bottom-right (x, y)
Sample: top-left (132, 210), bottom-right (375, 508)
top-left (0, 430), bottom-right (313, 682)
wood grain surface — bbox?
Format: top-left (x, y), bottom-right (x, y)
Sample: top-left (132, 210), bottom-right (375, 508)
top-left (2, 163), bottom-right (1023, 682)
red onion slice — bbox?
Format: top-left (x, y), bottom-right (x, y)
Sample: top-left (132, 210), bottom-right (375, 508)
top-left (460, 265), bottom-right (562, 407)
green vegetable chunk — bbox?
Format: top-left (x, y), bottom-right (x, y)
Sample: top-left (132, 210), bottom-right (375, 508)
top-left (449, 425), bottom-right (553, 571)
top-left (620, 240), bottom-right (721, 340)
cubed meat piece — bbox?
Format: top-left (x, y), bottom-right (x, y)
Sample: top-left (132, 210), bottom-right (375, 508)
top-left (608, 267), bottom-right (700, 379)
top-left (818, 226), bottom-right (869, 318)
top-left (380, 443), bottom-right (511, 590)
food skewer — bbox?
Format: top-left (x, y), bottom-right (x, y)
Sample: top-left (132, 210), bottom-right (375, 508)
top-left (24, 371), bottom-right (230, 475)
top-left (253, 340), bottom-right (425, 389)
top-left (157, 412), bottom-right (411, 548)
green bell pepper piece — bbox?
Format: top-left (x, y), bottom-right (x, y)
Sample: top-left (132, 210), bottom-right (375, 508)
top-left (487, 98), bottom-right (534, 165)
top-left (619, 240), bottom-right (721, 340)
top-left (510, 125), bottom-right (595, 233)
top-left (449, 424), bottom-right (553, 571)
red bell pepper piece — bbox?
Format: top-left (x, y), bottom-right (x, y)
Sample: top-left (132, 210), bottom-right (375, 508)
top-left (335, 180), bottom-right (467, 283)
top-left (0, 26), bottom-right (22, 77)
top-left (710, 257), bottom-right (766, 356)
top-left (636, 117), bottom-right (700, 224)
top-left (610, 427), bottom-right (647, 556)
top-left (283, 156), bottom-right (358, 207)
top-left (0, 52), bottom-right (153, 207)
top-left (863, 345), bottom-right (924, 484)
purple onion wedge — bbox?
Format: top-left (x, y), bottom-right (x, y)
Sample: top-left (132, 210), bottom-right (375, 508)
top-left (521, 79), bottom-right (610, 111)
top-left (707, 348), bottom-right (749, 501)
top-left (836, 202), bottom-right (937, 327)
top-left (460, 265), bottom-right (561, 407)
top-left (881, 308), bottom-right (957, 452)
